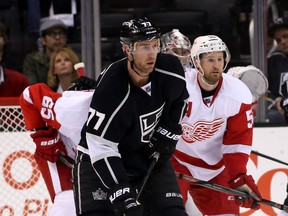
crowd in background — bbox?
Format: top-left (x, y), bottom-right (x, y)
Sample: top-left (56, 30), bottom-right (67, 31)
top-left (1, 0), bottom-right (288, 125)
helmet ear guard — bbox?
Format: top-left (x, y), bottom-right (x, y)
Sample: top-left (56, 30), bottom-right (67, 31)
top-left (191, 35), bottom-right (231, 72)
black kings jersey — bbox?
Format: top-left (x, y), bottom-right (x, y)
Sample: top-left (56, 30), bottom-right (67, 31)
top-left (78, 53), bottom-right (189, 188)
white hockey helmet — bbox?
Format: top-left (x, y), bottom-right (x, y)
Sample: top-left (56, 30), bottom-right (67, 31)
top-left (191, 35), bottom-right (231, 72)
top-left (161, 29), bottom-right (192, 67)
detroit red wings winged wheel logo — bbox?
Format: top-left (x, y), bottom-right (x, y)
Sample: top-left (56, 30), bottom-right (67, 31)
top-left (182, 118), bottom-right (224, 143)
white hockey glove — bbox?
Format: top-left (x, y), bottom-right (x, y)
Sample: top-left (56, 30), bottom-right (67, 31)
top-left (227, 65), bottom-right (268, 102)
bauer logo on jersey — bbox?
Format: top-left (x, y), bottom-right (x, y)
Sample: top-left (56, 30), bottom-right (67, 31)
top-left (182, 118), bottom-right (224, 143)
top-left (139, 103), bottom-right (165, 143)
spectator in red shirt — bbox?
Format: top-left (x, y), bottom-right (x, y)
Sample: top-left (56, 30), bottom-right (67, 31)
top-left (0, 21), bottom-right (29, 97)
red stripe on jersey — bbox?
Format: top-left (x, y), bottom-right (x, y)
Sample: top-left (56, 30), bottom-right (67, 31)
top-left (174, 150), bottom-right (224, 170)
top-left (186, 101), bottom-right (192, 117)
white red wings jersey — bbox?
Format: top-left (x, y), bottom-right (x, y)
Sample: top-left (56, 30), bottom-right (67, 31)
top-left (20, 83), bottom-right (94, 159)
top-left (174, 70), bottom-right (253, 182)
top-left (19, 83), bottom-right (93, 201)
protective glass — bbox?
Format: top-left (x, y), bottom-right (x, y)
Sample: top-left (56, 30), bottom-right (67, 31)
top-left (132, 40), bottom-right (160, 54)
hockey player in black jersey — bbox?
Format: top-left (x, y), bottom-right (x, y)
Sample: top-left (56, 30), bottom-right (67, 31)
top-left (72, 17), bottom-right (189, 216)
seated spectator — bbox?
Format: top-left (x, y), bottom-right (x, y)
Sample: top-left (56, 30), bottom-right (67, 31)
top-left (0, 22), bottom-right (29, 97)
top-left (23, 18), bottom-right (68, 85)
top-left (267, 16), bottom-right (288, 124)
top-left (47, 47), bottom-right (80, 93)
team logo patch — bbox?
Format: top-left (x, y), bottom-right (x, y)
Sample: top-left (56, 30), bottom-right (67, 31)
top-left (182, 118), bottom-right (224, 143)
top-left (92, 188), bottom-right (107, 200)
top-left (139, 103), bottom-right (165, 143)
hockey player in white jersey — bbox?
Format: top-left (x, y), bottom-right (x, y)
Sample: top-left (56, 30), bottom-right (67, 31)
top-left (19, 77), bottom-right (96, 216)
top-left (170, 35), bottom-right (263, 215)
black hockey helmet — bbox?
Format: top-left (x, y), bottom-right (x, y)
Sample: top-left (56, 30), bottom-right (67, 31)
top-left (268, 17), bottom-right (288, 38)
top-left (120, 17), bottom-right (161, 44)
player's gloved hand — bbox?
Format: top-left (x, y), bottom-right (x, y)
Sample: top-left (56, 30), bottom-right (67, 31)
top-left (283, 184), bottom-right (288, 206)
top-left (284, 195), bottom-right (288, 206)
top-left (280, 97), bottom-right (288, 124)
top-left (30, 127), bottom-right (67, 163)
top-left (108, 183), bottom-right (142, 216)
top-left (229, 175), bottom-right (262, 210)
top-left (147, 123), bottom-right (182, 164)
top-left (68, 76), bottom-right (97, 91)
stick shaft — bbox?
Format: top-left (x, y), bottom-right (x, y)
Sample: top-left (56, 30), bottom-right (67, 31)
top-left (136, 152), bottom-right (160, 201)
top-left (251, 150), bottom-right (288, 166)
top-left (59, 153), bottom-right (74, 169)
top-left (175, 172), bottom-right (288, 212)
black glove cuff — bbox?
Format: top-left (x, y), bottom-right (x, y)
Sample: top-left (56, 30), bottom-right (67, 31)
top-left (68, 76), bottom-right (97, 90)
top-left (281, 98), bottom-right (288, 112)
top-left (108, 183), bottom-right (141, 216)
top-left (108, 183), bottom-right (136, 204)
top-left (147, 123), bottom-right (182, 163)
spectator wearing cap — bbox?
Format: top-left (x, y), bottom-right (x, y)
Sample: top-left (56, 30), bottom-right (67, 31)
top-left (267, 17), bottom-right (288, 124)
top-left (0, 22), bottom-right (29, 97)
top-left (22, 19), bottom-right (68, 85)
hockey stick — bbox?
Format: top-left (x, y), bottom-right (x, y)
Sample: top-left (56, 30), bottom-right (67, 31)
top-left (175, 172), bottom-right (288, 212)
top-left (74, 62), bottom-right (85, 76)
top-left (251, 150), bottom-right (288, 166)
top-left (59, 153), bottom-right (74, 169)
top-left (136, 152), bottom-right (160, 202)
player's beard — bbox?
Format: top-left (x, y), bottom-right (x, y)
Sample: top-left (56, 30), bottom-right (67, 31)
top-left (133, 60), bottom-right (155, 77)
top-left (204, 71), bottom-right (222, 85)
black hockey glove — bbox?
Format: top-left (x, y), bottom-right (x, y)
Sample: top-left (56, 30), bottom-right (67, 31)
top-left (280, 97), bottom-right (288, 124)
top-left (67, 76), bottom-right (97, 91)
top-left (147, 123), bottom-right (182, 164)
top-left (284, 183), bottom-right (288, 206)
top-left (108, 183), bottom-right (142, 216)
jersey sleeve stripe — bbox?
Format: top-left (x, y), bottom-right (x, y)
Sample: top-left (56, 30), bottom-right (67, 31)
top-left (222, 144), bottom-right (251, 155)
top-left (101, 83), bottom-right (131, 137)
top-left (22, 87), bottom-right (33, 104)
top-left (90, 151), bottom-right (121, 164)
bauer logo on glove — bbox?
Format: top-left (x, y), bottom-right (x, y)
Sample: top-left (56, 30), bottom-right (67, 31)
top-left (109, 187), bottom-right (131, 203)
top-left (154, 126), bottom-right (182, 141)
top-left (39, 132), bottom-right (60, 146)
top-left (108, 183), bottom-right (142, 216)
top-left (30, 126), bottom-right (67, 163)
top-left (147, 123), bottom-right (183, 164)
